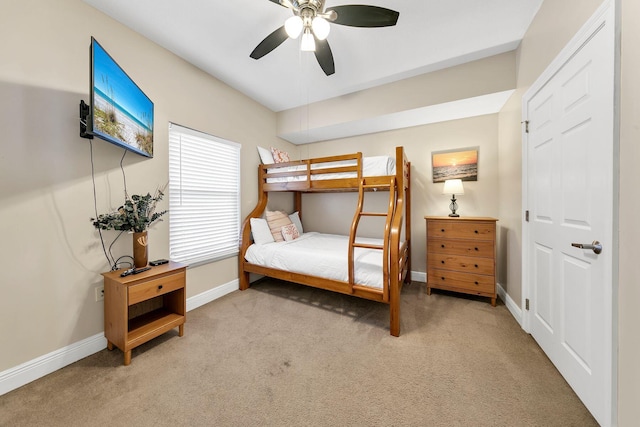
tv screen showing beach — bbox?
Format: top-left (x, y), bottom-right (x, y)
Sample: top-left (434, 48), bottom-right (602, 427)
top-left (91, 38), bottom-right (154, 157)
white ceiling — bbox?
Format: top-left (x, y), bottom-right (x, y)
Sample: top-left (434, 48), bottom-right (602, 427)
top-left (82, 0), bottom-right (542, 114)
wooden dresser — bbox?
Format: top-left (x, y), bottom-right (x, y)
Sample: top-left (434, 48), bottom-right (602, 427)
top-left (425, 216), bottom-right (498, 306)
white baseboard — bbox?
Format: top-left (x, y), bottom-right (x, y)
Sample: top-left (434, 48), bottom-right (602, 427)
top-left (186, 279), bottom-right (238, 311)
top-left (0, 333), bottom-right (107, 397)
top-left (411, 270), bottom-right (426, 283)
top-left (497, 282), bottom-right (523, 326)
top-left (0, 279), bottom-right (239, 397)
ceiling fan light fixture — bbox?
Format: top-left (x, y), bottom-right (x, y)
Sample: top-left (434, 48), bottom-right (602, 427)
top-left (301, 28), bottom-right (316, 51)
top-left (252, 0), bottom-right (399, 76)
top-left (311, 16), bottom-right (330, 40)
top-left (285, 15), bottom-right (303, 38)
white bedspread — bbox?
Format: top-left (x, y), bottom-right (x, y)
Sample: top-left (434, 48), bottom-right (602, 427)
top-left (266, 155), bottom-right (395, 182)
top-left (245, 232), bottom-right (386, 289)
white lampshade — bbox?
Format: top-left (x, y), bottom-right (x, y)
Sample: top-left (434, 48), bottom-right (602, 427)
top-left (312, 16), bottom-right (330, 40)
top-left (285, 16), bottom-right (303, 39)
top-left (442, 179), bottom-right (465, 195)
top-left (301, 29), bottom-right (316, 51)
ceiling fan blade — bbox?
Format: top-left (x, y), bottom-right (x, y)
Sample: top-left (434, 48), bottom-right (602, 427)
top-left (250, 26), bottom-right (289, 60)
top-left (314, 38), bottom-right (335, 76)
top-left (327, 5), bottom-right (399, 27)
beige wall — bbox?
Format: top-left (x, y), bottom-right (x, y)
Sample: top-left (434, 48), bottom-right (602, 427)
top-left (495, 89), bottom-right (524, 299)
top-left (0, 0), bottom-right (291, 371)
top-left (618, 0), bottom-right (640, 424)
top-left (278, 51), bottom-right (516, 142)
top-left (298, 114), bottom-right (500, 275)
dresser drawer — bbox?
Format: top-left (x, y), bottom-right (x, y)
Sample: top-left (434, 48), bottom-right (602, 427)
top-left (128, 272), bottom-right (185, 305)
top-left (428, 269), bottom-right (495, 294)
top-left (427, 220), bottom-right (495, 241)
top-left (428, 238), bottom-right (494, 258)
top-left (427, 253), bottom-right (494, 275)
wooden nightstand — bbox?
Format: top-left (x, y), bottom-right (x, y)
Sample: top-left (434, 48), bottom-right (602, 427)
top-left (425, 216), bottom-right (498, 306)
top-left (102, 261), bottom-right (187, 365)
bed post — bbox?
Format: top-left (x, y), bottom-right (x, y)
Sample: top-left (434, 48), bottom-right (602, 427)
top-left (294, 192), bottom-right (302, 217)
top-left (239, 169), bottom-right (269, 291)
top-left (388, 146), bottom-right (409, 336)
top-left (390, 285), bottom-right (400, 337)
top-left (389, 200), bottom-right (401, 337)
top-left (405, 154), bottom-right (411, 283)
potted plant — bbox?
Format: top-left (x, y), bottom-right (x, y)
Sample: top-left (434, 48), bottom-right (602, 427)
top-left (91, 185), bottom-right (167, 268)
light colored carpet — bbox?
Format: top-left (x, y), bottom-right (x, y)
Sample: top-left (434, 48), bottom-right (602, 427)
top-left (0, 279), bottom-right (597, 426)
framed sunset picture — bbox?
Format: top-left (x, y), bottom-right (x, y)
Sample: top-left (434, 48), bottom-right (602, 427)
top-left (432, 147), bottom-right (479, 183)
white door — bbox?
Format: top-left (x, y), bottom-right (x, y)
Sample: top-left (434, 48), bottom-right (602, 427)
top-left (523, 4), bottom-right (614, 426)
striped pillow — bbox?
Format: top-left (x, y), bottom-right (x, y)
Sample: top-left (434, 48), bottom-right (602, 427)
top-left (265, 210), bottom-right (292, 242)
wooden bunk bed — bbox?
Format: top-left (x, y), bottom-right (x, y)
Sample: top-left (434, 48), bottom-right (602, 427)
top-left (238, 146), bottom-right (411, 336)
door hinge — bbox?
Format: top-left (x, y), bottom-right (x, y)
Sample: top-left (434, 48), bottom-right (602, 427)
top-left (522, 120), bottom-right (530, 133)
top-left (525, 299), bottom-right (530, 311)
top-left (525, 210), bottom-right (529, 222)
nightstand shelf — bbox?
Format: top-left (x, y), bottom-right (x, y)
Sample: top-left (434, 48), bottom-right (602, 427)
top-left (128, 310), bottom-right (184, 348)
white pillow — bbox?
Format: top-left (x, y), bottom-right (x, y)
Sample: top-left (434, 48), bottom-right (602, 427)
top-left (250, 218), bottom-right (275, 244)
top-left (257, 146), bottom-right (275, 164)
top-left (289, 211), bottom-right (303, 234)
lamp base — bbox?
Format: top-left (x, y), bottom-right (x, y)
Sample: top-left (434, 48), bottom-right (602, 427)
top-left (448, 195), bottom-right (460, 217)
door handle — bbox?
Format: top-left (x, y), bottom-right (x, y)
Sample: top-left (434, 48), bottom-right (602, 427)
top-left (571, 240), bottom-right (602, 254)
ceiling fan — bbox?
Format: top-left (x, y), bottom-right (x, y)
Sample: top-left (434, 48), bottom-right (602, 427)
top-left (250, 0), bottom-right (399, 76)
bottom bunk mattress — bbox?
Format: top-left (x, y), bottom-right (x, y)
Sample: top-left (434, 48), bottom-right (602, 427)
top-left (244, 232), bottom-right (386, 289)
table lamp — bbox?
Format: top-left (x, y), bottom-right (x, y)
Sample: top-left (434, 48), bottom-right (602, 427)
top-left (442, 179), bottom-right (464, 217)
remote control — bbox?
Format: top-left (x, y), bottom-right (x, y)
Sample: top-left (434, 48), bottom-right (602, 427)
top-left (120, 268), bottom-right (135, 277)
top-left (150, 259), bottom-right (169, 266)
top-left (132, 267), bottom-right (151, 274)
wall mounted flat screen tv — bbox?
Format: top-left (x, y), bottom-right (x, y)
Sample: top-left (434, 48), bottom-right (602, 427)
top-left (81, 37), bottom-right (154, 157)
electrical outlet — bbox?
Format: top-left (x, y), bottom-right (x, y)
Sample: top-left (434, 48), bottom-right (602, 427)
top-left (95, 285), bottom-right (104, 302)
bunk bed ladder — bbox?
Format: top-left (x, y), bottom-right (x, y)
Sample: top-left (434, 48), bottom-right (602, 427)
top-left (348, 177), bottom-right (397, 301)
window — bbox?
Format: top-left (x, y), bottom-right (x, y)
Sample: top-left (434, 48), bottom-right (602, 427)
top-left (168, 123), bottom-right (241, 266)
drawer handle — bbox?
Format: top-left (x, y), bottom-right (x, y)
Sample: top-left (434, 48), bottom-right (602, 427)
top-left (158, 285), bottom-right (163, 290)
top-left (475, 230), bottom-right (479, 234)
top-left (441, 277), bottom-right (445, 281)
top-left (441, 260), bottom-right (445, 264)
top-left (441, 244), bottom-right (445, 248)
top-left (474, 264), bottom-right (478, 268)
top-left (474, 247), bottom-right (479, 251)
top-left (474, 281), bottom-right (479, 285)
top-left (441, 229), bottom-right (445, 232)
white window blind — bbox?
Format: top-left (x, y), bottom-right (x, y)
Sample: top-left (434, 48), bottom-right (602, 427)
top-left (168, 123), bottom-right (240, 266)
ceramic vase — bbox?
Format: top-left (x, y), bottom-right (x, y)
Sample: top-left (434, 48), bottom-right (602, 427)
top-left (133, 230), bottom-right (148, 268)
